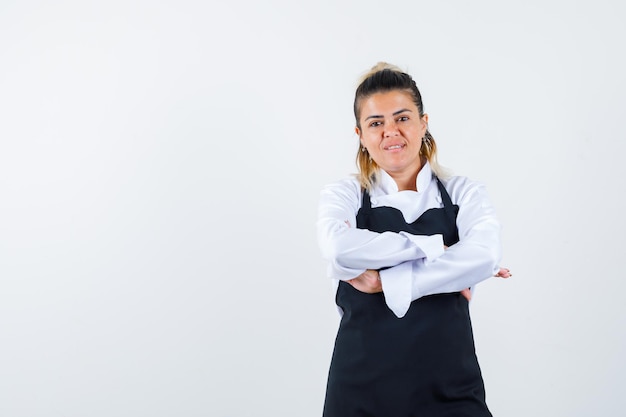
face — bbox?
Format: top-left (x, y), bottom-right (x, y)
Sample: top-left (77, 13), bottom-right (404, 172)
top-left (356, 90), bottom-right (428, 183)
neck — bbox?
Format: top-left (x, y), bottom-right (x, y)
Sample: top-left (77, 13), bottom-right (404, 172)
top-left (390, 158), bottom-right (426, 191)
top-left (390, 168), bottom-right (420, 192)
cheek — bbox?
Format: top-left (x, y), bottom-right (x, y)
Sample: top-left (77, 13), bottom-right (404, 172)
top-left (414, 124), bottom-right (426, 138)
top-left (361, 133), bottom-right (377, 146)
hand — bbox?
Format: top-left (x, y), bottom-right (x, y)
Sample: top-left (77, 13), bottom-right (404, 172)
top-left (495, 267), bottom-right (512, 278)
top-left (348, 269), bottom-right (382, 294)
top-left (444, 246), bottom-right (473, 301)
top-left (461, 268), bottom-right (512, 302)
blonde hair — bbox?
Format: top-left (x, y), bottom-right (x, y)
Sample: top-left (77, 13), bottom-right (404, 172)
top-left (354, 62), bottom-right (447, 190)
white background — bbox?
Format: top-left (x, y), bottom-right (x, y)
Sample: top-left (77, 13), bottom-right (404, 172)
top-left (1, 1), bottom-right (625, 416)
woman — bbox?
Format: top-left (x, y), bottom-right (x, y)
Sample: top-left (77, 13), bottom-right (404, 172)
top-left (317, 62), bottom-right (511, 416)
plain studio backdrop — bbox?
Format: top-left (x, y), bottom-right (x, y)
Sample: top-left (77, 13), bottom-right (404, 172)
top-left (1, 1), bottom-right (624, 416)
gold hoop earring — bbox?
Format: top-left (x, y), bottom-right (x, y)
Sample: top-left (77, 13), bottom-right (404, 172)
top-left (361, 146), bottom-right (372, 162)
top-left (422, 136), bottom-right (432, 155)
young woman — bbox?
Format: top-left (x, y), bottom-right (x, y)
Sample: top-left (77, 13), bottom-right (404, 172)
top-left (317, 62), bottom-right (510, 416)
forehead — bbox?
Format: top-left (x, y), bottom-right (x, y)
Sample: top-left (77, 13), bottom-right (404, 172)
top-left (359, 90), bottom-right (417, 117)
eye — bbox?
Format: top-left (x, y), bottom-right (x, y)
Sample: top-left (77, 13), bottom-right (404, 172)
top-left (397, 116), bottom-right (409, 122)
top-left (369, 121), bottom-right (382, 128)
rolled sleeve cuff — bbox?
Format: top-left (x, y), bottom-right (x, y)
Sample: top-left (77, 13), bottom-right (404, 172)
top-left (380, 261), bottom-right (413, 318)
top-left (326, 261), bottom-right (365, 281)
top-left (411, 258), bottom-right (423, 301)
top-left (399, 232), bottom-right (444, 261)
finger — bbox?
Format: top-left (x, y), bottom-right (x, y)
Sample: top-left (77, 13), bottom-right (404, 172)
top-left (494, 267), bottom-right (512, 278)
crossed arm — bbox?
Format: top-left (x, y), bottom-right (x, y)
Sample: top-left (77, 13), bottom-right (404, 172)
top-left (318, 177), bottom-right (510, 305)
top-left (348, 267), bottom-right (512, 300)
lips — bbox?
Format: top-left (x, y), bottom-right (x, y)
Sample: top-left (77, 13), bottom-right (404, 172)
top-left (384, 143), bottom-right (405, 150)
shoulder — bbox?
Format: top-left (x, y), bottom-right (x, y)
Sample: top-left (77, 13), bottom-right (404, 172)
top-left (439, 175), bottom-right (489, 204)
top-left (319, 177), bottom-right (361, 215)
top-left (321, 176), bottom-right (362, 198)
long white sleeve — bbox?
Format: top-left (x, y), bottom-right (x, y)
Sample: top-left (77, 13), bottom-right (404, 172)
top-left (317, 177), bottom-right (444, 281)
top-left (410, 178), bottom-right (501, 300)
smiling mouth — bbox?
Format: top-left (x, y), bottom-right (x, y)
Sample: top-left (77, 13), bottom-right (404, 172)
top-left (385, 144), bottom-right (405, 150)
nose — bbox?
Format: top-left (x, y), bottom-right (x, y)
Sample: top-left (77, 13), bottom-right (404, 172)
top-left (383, 120), bottom-right (399, 137)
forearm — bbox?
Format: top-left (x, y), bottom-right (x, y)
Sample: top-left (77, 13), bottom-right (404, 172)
top-left (318, 224), bottom-right (444, 271)
top-left (317, 179), bottom-right (443, 272)
top-left (325, 259), bottom-right (366, 281)
top-left (408, 178), bottom-right (503, 298)
top-left (411, 231), bottom-right (501, 299)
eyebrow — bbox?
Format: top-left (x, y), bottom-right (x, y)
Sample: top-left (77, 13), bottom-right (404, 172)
top-left (364, 108), bottom-right (413, 121)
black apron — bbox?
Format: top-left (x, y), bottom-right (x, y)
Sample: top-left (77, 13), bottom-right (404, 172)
top-left (323, 179), bottom-right (492, 417)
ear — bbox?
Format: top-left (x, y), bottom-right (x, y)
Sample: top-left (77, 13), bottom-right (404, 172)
top-left (422, 113), bottom-right (429, 126)
top-left (355, 126), bottom-right (361, 137)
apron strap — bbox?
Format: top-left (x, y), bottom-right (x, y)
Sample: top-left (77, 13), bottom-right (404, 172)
top-left (436, 177), bottom-right (458, 228)
top-left (360, 188), bottom-right (372, 214)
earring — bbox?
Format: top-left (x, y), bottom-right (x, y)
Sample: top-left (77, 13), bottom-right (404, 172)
top-left (361, 146), bottom-right (367, 153)
top-left (422, 136), bottom-right (432, 154)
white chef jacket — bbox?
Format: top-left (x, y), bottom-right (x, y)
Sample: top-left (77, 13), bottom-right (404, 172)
top-left (317, 162), bottom-right (502, 318)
